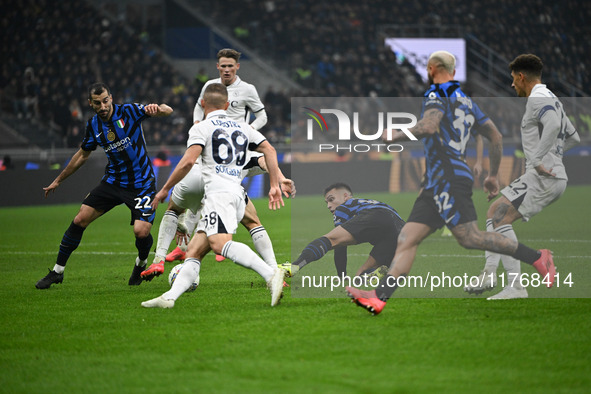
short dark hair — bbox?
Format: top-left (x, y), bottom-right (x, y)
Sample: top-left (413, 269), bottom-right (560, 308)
top-left (88, 82), bottom-right (111, 99)
top-left (203, 83), bottom-right (228, 108)
top-left (509, 54), bottom-right (543, 79)
top-left (324, 182), bottom-right (352, 196)
top-left (217, 48), bottom-right (241, 62)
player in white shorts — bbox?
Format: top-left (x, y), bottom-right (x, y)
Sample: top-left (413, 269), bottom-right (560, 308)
top-left (465, 54), bottom-right (580, 299)
top-left (140, 152), bottom-right (294, 280)
top-left (141, 83), bottom-right (285, 308)
top-left (141, 47), bottom-right (287, 278)
top-left (192, 48), bottom-right (268, 262)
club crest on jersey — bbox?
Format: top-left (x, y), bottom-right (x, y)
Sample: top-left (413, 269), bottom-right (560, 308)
top-left (107, 131), bottom-right (116, 141)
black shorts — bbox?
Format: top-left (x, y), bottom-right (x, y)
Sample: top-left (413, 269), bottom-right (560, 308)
top-left (83, 181), bottom-right (156, 225)
top-left (341, 208), bottom-right (405, 266)
top-left (407, 179), bottom-right (477, 229)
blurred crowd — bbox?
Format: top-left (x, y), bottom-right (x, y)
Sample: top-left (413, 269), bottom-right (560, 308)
top-left (201, 0), bottom-right (590, 97)
top-left (0, 0), bottom-right (202, 148)
top-left (1, 0), bottom-right (588, 149)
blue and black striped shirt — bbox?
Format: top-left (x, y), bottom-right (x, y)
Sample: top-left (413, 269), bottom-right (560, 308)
top-left (81, 103), bottom-right (155, 189)
top-left (333, 198), bottom-right (401, 227)
top-left (420, 81), bottom-right (489, 189)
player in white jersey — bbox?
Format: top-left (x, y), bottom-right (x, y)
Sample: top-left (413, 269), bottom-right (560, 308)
top-left (193, 48), bottom-right (267, 128)
top-left (139, 149), bottom-right (294, 280)
top-left (465, 54), bottom-right (580, 299)
top-left (142, 83), bottom-right (285, 308)
top-left (141, 48), bottom-right (288, 279)
top-left (175, 48), bottom-right (272, 263)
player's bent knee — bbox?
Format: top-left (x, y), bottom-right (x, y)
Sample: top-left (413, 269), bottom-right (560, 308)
top-left (241, 211), bottom-right (261, 228)
top-left (73, 216), bottom-right (88, 228)
top-left (134, 230), bottom-right (151, 239)
top-left (209, 243), bottom-right (223, 255)
top-left (240, 217), bottom-right (261, 230)
top-left (207, 238), bottom-right (226, 255)
top-left (134, 226), bottom-right (152, 239)
top-left (167, 201), bottom-right (185, 215)
top-left (73, 205), bottom-right (99, 227)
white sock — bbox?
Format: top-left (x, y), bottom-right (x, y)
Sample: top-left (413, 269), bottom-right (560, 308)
top-left (495, 224), bottom-right (522, 288)
top-left (162, 258), bottom-right (201, 301)
top-left (222, 240), bottom-right (274, 282)
top-left (154, 211), bottom-right (178, 262)
top-left (249, 226), bottom-right (277, 268)
top-left (184, 209), bottom-right (200, 235)
top-left (178, 209), bottom-right (201, 252)
top-left (135, 257), bottom-right (147, 267)
top-left (484, 219), bottom-right (500, 273)
top-left (53, 264), bottom-right (65, 274)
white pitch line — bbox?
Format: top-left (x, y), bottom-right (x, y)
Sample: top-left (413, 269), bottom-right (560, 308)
top-left (424, 238), bottom-right (591, 244)
top-left (4, 251), bottom-right (590, 259)
top-left (319, 252), bottom-right (590, 259)
top-left (418, 254), bottom-right (591, 259)
top-left (518, 239), bottom-right (591, 243)
top-left (3, 251), bottom-right (137, 256)
top-left (292, 237), bottom-right (591, 244)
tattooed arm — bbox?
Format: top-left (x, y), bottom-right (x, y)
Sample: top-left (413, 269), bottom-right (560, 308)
top-left (384, 109), bottom-right (443, 142)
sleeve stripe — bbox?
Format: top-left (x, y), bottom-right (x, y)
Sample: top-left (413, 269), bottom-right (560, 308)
top-left (248, 140), bottom-right (266, 150)
top-left (538, 105), bottom-right (556, 120)
top-left (128, 104), bottom-right (141, 119)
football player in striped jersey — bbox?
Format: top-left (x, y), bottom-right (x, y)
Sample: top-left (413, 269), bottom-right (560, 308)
top-left (36, 83), bottom-right (172, 289)
top-left (347, 51), bottom-right (556, 315)
top-left (285, 183), bottom-right (405, 279)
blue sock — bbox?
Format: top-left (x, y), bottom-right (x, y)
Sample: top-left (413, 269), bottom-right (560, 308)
top-left (294, 236), bottom-right (332, 269)
top-left (56, 222), bottom-right (85, 267)
top-left (135, 234), bottom-right (153, 261)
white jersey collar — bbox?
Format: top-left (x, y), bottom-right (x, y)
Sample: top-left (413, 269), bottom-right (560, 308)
top-left (227, 75), bottom-right (242, 87)
top-left (205, 109), bottom-right (228, 119)
top-left (530, 83), bottom-right (547, 95)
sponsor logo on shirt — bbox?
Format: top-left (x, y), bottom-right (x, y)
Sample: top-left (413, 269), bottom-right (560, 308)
top-left (105, 136), bottom-right (131, 152)
top-left (215, 165), bottom-right (241, 177)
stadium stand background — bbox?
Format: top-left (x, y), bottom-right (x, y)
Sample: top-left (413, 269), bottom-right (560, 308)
top-left (1, 0), bottom-right (589, 202)
top-left (2, 0), bottom-right (589, 148)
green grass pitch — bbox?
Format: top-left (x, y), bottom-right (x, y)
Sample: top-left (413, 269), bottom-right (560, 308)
top-left (1, 186), bottom-right (590, 393)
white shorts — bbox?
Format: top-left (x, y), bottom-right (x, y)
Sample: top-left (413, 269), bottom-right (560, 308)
top-left (196, 192), bottom-right (246, 236)
top-left (170, 165), bottom-right (205, 213)
top-left (501, 171), bottom-right (566, 221)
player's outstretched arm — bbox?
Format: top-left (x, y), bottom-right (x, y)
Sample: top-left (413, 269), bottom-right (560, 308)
top-left (563, 120), bottom-right (580, 152)
top-left (144, 103), bottom-right (173, 117)
top-left (43, 148), bottom-right (92, 198)
top-left (477, 119), bottom-right (503, 201)
top-left (280, 179), bottom-right (296, 198)
top-left (255, 140), bottom-right (284, 210)
top-left (473, 134), bottom-right (484, 178)
top-left (152, 144), bottom-right (202, 210)
top-left (383, 108), bottom-right (443, 142)
top-left (249, 109), bottom-right (268, 130)
top-left (256, 155), bottom-right (296, 198)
